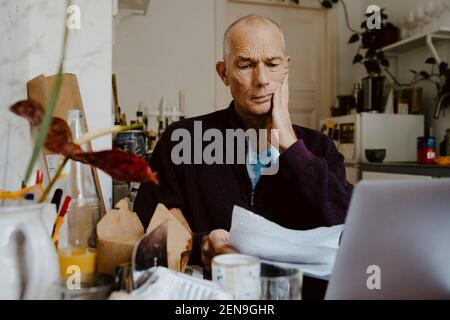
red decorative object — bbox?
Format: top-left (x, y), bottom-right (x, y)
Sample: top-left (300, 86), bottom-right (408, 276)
top-left (9, 99), bottom-right (158, 185)
top-left (9, 99), bottom-right (45, 126)
top-left (44, 117), bottom-right (82, 155)
top-left (69, 150), bottom-right (159, 184)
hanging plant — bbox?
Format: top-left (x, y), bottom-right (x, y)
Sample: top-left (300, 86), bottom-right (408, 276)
top-left (411, 57), bottom-right (450, 118)
top-left (320, 1), bottom-right (400, 77)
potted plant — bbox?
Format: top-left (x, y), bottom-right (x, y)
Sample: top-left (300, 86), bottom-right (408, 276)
top-left (412, 57), bottom-right (450, 118)
top-left (317, 1), bottom-right (399, 74)
top-left (318, 1), bottom-right (402, 113)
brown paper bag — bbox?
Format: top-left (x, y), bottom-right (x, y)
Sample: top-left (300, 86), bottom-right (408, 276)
top-left (27, 73), bottom-right (106, 217)
top-left (97, 199), bottom-right (144, 274)
top-left (147, 204), bottom-right (193, 273)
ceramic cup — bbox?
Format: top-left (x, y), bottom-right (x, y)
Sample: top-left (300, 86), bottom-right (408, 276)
top-left (212, 253), bottom-right (260, 300)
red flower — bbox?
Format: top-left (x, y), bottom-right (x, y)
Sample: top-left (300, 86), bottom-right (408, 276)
top-left (69, 149), bottom-right (159, 184)
top-left (10, 99), bottom-right (44, 126)
top-left (44, 117), bottom-right (82, 154)
top-left (9, 99), bottom-right (158, 185)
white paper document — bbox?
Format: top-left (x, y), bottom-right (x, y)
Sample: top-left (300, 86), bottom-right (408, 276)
top-left (229, 205), bottom-right (344, 278)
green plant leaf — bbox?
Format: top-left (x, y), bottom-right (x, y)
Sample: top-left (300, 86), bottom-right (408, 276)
top-left (331, 0), bottom-right (338, 3)
top-left (425, 57), bottom-right (437, 64)
top-left (381, 13), bottom-right (388, 19)
top-left (420, 71), bottom-right (430, 79)
top-left (380, 58), bottom-right (390, 67)
top-left (321, 0), bottom-right (332, 8)
top-left (353, 54), bottom-right (363, 64)
top-left (361, 21), bottom-right (367, 29)
top-left (435, 83), bottom-right (441, 92)
top-left (439, 61), bottom-right (448, 75)
top-left (348, 33), bottom-right (360, 44)
top-left (409, 70), bottom-right (417, 75)
top-left (365, 49), bottom-right (376, 59)
top-left (376, 51), bottom-right (385, 60)
top-left (364, 61), bottom-right (381, 75)
top-left (444, 69), bottom-right (450, 80)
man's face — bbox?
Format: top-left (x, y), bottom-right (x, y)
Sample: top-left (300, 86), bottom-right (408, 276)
top-left (218, 22), bottom-right (289, 116)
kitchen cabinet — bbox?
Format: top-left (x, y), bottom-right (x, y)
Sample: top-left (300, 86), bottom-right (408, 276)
top-left (345, 162), bottom-right (450, 183)
top-left (361, 171), bottom-right (432, 181)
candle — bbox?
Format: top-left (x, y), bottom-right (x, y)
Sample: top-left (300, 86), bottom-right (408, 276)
top-left (180, 89), bottom-right (185, 117)
top-left (159, 97), bottom-right (166, 122)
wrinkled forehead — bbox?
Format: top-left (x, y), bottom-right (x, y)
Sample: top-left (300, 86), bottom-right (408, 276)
top-left (228, 22), bottom-right (285, 60)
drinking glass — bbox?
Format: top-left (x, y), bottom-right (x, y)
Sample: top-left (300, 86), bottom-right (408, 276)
top-left (260, 263), bottom-right (303, 300)
top-left (50, 272), bottom-right (114, 300)
top-left (58, 247), bottom-right (97, 277)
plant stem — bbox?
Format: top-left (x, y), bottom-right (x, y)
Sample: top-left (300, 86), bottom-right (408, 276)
top-left (340, 0), bottom-right (360, 34)
top-left (74, 123), bottom-right (142, 145)
top-left (38, 157), bottom-right (68, 203)
top-left (23, 0), bottom-right (72, 186)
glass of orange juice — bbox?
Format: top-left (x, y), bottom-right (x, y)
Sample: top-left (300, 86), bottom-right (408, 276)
top-left (58, 247), bottom-right (97, 278)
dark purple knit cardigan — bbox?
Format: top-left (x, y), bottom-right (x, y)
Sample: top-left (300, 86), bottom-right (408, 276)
top-left (133, 102), bottom-right (353, 264)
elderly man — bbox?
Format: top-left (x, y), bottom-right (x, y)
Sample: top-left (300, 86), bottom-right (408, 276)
top-left (134, 15), bottom-right (353, 272)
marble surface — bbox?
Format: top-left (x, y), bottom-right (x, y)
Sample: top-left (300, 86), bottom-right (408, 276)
top-left (0, 0), bottom-right (113, 208)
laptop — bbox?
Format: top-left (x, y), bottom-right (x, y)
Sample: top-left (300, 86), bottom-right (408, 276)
top-left (325, 179), bottom-right (450, 299)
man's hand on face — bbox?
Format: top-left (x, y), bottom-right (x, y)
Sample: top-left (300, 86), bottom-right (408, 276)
top-left (201, 229), bottom-right (236, 274)
top-left (269, 72), bottom-right (297, 153)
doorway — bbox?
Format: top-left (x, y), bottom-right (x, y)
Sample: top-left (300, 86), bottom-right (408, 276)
top-left (215, 0), bottom-right (337, 130)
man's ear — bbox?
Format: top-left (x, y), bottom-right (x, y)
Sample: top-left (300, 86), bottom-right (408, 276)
top-left (286, 56), bottom-right (291, 65)
top-left (216, 61), bottom-right (230, 86)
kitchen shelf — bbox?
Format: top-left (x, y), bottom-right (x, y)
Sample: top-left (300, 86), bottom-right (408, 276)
top-left (383, 27), bottom-right (450, 63)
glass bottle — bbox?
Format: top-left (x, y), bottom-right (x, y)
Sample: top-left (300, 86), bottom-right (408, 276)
top-left (66, 109), bottom-right (100, 249)
top-left (352, 82), bottom-right (364, 113)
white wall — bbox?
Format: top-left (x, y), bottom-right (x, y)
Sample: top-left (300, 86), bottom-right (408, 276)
top-left (0, 0), bottom-right (113, 208)
top-left (113, 0), bottom-right (216, 128)
top-left (113, 0), bottom-right (359, 125)
top-left (337, 0), bottom-right (365, 94)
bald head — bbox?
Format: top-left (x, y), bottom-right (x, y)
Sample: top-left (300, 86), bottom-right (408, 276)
top-left (223, 15), bottom-right (286, 60)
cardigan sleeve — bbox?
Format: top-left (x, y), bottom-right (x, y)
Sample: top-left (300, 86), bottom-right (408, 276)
top-left (273, 138), bottom-right (353, 226)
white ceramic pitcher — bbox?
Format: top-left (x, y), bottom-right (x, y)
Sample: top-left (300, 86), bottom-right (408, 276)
top-left (0, 201), bottom-right (59, 299)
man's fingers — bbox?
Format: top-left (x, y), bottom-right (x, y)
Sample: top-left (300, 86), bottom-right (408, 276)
top-left (215, 245), bottom-right (237, 255)
top-left (272, 81), bottom-right (282, 113)
top-left (201, 229), bottom-right (236, 273)
top-left (209, 229), bottom-right (229, 247)
top-left (281, 76), bottom-right (289, 110)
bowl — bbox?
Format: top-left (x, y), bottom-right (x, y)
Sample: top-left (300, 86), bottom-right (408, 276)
top-left (365, 149), bottom-right (386, 163)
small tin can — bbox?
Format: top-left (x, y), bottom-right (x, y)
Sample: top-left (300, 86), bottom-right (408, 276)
top-left (113, 130), bottom-right (147, 157)
top-left (417, 137), bottom-right (436, 164)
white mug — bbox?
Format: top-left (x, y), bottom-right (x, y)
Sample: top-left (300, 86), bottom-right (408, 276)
top-left (211, 253), bottom-right (260, 300)
top-left (0, 202), bottom-right (59, 299)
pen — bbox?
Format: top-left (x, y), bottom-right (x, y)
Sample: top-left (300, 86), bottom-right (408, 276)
top-left (50, 188), bottom-right (63, 212)
top-left (51, 196), bottom-right (71, 246)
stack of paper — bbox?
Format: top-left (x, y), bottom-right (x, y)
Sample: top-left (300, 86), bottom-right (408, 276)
top-left (229, 205), bottom-right (344, 278)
